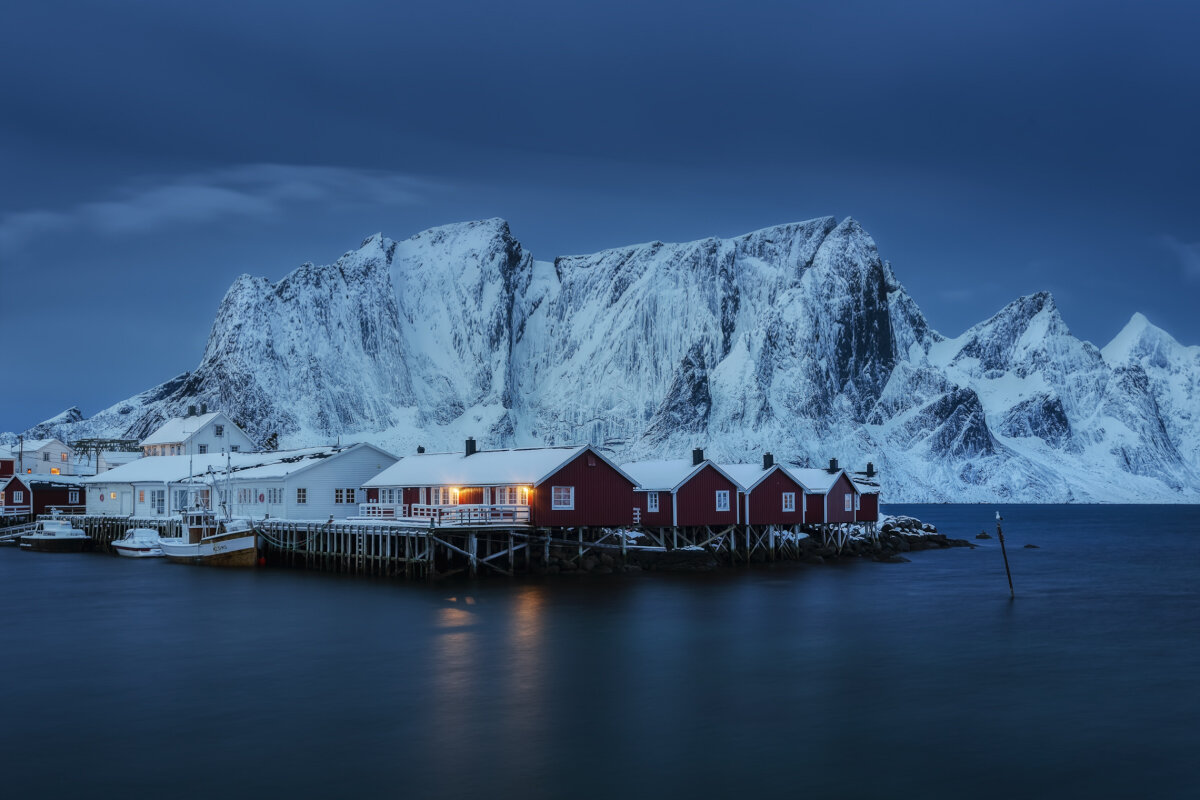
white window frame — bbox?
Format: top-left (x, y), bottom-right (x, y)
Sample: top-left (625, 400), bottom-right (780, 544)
top-left (214, 425), bottom-right (224, 437)
top-left (151, 489), bottom-right (165, 514)
top-left (296, 488), bottom-right (307, 504)
top-left (551, 486), bottom-right (574, 510)
top-left (198, 444), bottom-right (208, 454)
top-left (335, 489), bottom-right (345, 504)
top-left (14, 490), bottom-right (24, 503)
top-left (647, 491), bottom-right (659, 513)
top-left (782, 492), bottom-right (795, 512)
top-left (844, 493), bottom-right (852, 512)
top-left (231, 445), bottom-right (239, 452)
top-left (715, 490), bottom-right (729, 512)
top-left (69, 490), bottom-right (79, 504)
top-left (855, 494), bottom-right (861, 511)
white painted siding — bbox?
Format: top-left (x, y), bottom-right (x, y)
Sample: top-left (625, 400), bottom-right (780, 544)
top-left (282, 445), bottom-right (398, 521)
top-left (15, 440), bottom-right (75, 475)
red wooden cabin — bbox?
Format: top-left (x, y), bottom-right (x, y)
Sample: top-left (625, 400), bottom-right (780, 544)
top-left (0, 476), bottom-right (33, 520)
top-left (622, 449), bottom-right (741, 528)
top-left (720, 454), bottom-right (806, 526)
top-left (362, 440), bottom-right (637, 527)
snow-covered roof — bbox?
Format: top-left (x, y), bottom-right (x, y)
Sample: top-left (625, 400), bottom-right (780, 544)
top-left (785, 467), bottom-right (854, 494)
top-left (139, 412), bottom-right (226, 446)
top-left (364, 445), bottom-right (621, 488)
top-left (23, 475), bottom-right (85, 489)
top-left (619, 459), bottom-right (741, 492)
top-left (100, 451), bottom-right (142, 465)
top-left (83, 446), bottom-right (343, 485)
top-left (716, 463), bottom-right (794, 492)
top-left (6, 439), bottom-right (66, 453)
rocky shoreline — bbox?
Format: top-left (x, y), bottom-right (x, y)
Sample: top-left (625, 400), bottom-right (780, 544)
top-left (531, 514), bottom-right (970, 575)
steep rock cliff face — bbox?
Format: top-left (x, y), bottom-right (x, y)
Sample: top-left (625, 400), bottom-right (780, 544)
top-left (18, 217), bottom-right (1200, 502)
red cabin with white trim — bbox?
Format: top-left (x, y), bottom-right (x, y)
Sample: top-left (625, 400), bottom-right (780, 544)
top-left (622, 450), bottom-right (741, 528)
top-left (362, 441), bottom-right (637, 527)
top-left (720, 457), bottom-right (806, 526)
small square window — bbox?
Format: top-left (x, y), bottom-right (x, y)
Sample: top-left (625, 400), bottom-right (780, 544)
top-left (296, 488), bottom-right (307, 504)
top-left (551, 486), bottom-right (574, 510)
top-left (198, 444), bottom-right (208, 454)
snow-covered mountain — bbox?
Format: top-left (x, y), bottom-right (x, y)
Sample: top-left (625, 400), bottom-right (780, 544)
top-left (12, 217), bottom-right (1200, 502)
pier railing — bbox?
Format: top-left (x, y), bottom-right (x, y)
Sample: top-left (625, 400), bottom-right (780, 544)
top-left (357, 502), bottom-right (406, 519)
top-left (410, 503), bottom-right (531, 526)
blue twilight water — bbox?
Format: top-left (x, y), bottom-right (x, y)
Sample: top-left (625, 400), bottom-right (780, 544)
top-left (1, 505), bottom-right (1197, 799)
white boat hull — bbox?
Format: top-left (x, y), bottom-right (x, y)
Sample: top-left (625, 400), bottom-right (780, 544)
top-left (113, 542), bottom-right (165, 558)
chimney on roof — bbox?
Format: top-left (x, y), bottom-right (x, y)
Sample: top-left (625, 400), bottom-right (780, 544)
top-left (416, 445), bottom-right (425, 454)
top-left (827, 457), bottom-right (839, 474)
top-left (866, 462), bottom-right (875, 477)
top-left (187, 405), bottom-right (196, 417)
top-left (762, 452), bottom-right (774, 470)
top-left (465, 437), bottom-right (477, 457)
top-left (692, 448), bottom-right (704, 466)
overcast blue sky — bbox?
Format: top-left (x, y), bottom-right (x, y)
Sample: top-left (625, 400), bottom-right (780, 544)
top-left (2, 0), bottom-right (1198, 432)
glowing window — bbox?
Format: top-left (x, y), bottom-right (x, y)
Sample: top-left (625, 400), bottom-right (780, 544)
top-left (50, 467), bottom-right (60, 475)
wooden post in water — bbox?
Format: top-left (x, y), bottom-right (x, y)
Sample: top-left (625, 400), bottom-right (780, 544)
top-left (996, 511), bottom-right (1015, 598)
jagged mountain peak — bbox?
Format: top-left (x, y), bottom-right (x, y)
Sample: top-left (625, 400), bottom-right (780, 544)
top-left (1103, 311), bottom-right (1198, 366)
top-left (13, 215), bottom-right (1200, 502)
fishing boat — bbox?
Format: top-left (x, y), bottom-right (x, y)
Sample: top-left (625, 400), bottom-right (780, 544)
top-left (20, 519), bottom-right (92, 553)
top-left (112, 527), bottom-right (165, 558)
top-left (159, 507), bottom-right (257, 567)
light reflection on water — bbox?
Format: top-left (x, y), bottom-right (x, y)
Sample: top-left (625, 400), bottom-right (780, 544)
top-left (0, 504), bottom-right (1197, 799)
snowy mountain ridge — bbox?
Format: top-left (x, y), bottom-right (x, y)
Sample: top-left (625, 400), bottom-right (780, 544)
top-left (10, 216), bottom-right (1199, 502)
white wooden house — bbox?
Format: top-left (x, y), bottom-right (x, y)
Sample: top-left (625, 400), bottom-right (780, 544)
top-left (139, 409), bottom-right (256, 457)
top-left (10, 438), bottom-right (76, 475)
top-left (83, 443), bottom-right (397, 520)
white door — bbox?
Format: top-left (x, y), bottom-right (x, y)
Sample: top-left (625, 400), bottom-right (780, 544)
top-left (120, 492), bottom-right (133, 515)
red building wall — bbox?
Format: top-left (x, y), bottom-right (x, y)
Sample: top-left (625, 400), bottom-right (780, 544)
top-left (858, 492), bottom-right (879, 522)
top-left (674, 465), bottom-right (739, 527)
top-left (1, 477), bottom-right (31, 515)
top-left (826, 474), bottom-right (858, 523)
top-left (745, 469), bottom-right (805, 525)
top-left (532, 451), bottom-right (636, 527)
top-left (30, 483), bottom-right (84, 516)
top-left (0, 459), bottom-right (13, 478)
top-left (805, 492), bottom-right (825, 524)
top-left (633, 490), bottom-right (674, 527)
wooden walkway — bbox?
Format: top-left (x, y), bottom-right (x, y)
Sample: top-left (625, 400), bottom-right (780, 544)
top-left (48, 515), bottom-right (877, 580)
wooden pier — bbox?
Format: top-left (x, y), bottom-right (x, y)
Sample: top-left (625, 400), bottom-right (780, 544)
top-left (50, 515), bottom-right (878, 579)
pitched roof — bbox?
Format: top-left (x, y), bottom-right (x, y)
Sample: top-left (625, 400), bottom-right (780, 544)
top-left (83, 446), bottom-right (340, 485)
top-left (619, 459), bottom-right (741, 492)
top-left (363, 445), bottom-right (624, 488)
top-left (139, 412), bottom-right (227, 446)
top-left (785, 467), bottom-right (855, 494)
top-left (716, 462), bottom-right (798, 492)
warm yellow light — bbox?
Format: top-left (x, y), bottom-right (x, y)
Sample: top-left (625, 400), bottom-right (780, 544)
top-left (110, 492), bottom-right (117, 499)
top-left (50, 468), bottom-right (60, 475)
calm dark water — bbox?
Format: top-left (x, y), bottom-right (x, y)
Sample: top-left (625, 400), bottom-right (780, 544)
top-left (1, 505), bottom-right (1198, 799)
